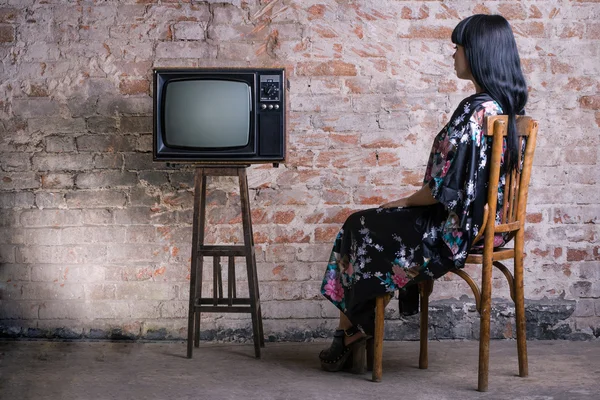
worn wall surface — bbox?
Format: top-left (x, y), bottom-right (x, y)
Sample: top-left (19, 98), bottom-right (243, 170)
top-left (0, 0), bottom-right (598, 341)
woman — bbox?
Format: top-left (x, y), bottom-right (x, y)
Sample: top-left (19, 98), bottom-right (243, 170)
top-left (319, 14), bottom-right (528, 373)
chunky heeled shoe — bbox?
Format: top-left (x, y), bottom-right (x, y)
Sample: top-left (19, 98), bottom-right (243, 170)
top-left (319, 327), bottom-right (367, 374)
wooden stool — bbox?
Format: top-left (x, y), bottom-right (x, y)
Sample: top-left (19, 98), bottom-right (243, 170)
top-left (187, 166), bottom-right (264, 358)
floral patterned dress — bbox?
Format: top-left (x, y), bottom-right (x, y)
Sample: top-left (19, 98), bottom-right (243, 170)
top-left (320, 93), bottom-right (505, 333)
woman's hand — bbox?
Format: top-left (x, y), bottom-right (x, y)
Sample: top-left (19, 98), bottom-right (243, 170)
top-left (381, 198), bottom-right (409, 209)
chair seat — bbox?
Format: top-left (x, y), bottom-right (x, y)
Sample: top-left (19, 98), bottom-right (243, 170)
top-left (466, 247), bottom-right (515, 264)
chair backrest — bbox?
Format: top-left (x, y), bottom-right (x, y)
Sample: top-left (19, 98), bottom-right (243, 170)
top-left (477, 115), bottom-right (538, 246)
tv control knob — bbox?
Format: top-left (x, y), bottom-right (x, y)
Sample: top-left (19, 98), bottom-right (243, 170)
top-left (268, 104), bottom-right (274, 110)
top-left (261, 104), bottom-right (267, 110)
top-left (274, 104), bottom-right (280, 110)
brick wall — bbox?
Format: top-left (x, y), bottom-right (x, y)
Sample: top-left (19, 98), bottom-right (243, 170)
top-left (0, 0), bottom-right (598, 341)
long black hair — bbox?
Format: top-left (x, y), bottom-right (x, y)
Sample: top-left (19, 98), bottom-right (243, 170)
top-left (452, 14), bottom-right (528, 171)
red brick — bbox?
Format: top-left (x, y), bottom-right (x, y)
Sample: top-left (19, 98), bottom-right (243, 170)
top-left (528, 5), bottom-right (543, 18)
top-left (401, 5), bottom-right (429, 20)
top-left (565, 148), bottom-right (597, 165)
top-left (585, 23), bottom-right (600, 39)
top-left (323, 208), bottom-right (355, 224)
top-left (558, 23), bottom-right (584, 39)
top-left (272, 211), bottom-right (295, 224)
top-left (554, 248), bottom-right (563, 258)
top-left (566, 249), bottom-right (585, 262)
top-left (0, 25), bottom-right (14, 42)
top-left (0, 8), bottom-right (19, 23)
top-left (524, 226), bottom-right (540, 242)
top-left (253, 231), bottom-right (269, 244)
top-left (554, 207), bottom-right (599, 224)
top-left (361, 139), bottom-right (400, 149)
top-left (303, 212), bottom-right (324, 224)
top-left (314, 150), bottom-right (337, 168)
top-left (313, 24), bottom-right (337, 38)
top-left (513, 21), bottom-right (546, 38)
top-left (332, 43), bottom-right (343, 58)
top-left (368, 151), bottom-right (399, 167)
top-left (579, 95), bottom-right (600, 110)
top-left (296, 61), bottom-right (357, 76)
top-left (548, 225), bottom-right (597, 243)
top-left (323, 189), bottom-right (350, 205)
top-left (119, 79), bottom-right (149, 95)
top-left (473, 4), bottom-right (491, 14)
top-left (550, 58), bottom-right (573, 74)
top-left (251, 209), bottom-right (268, 224)
top-left (526, 213), bottom-right (543, 223)
top-left (315, 226), bottom-right (339, 242)
top-left (531, 247), bottom-right (550, 257)
top-left (438, 79), bottom-right (458, 93)
top-left (307, 4), bottom-right (326, 20)
top-left (275, 170), bottom-right (320, 186)
top-left (350, 5), bottom-right (393, 21)
top-left (27, 84), bottom-right (49, 97)
top-left (213, 226), bottom-right (242, 244)
top-left (401, 170), bottom-right (423, 186)
top-left (351, 44), bottom-right (386, 58)
top-left (41, 173), bottom-right (74, 189)
top-left (564, 77), bottom-right (597, 91)
top-left (402, 26), bottom-right (453, 40)
top-left (353, 189), bottom-right (390, 205)
top-left (330, 133), bottom-right (359, 146)
top-left (521, 58), bottom-right (547, 74)
top-left (272, 229), bottom-right (310, 244)
top-left (286, 149), bottom-right (315, 168)
top-left (344, 78), bottom-right (370, 94)
top-left (498, 3), bottom-right (527, 20)
top-left (370, 59), bottom-right (387, 73)
top-left (292, 134), bottom-right (328, 148)
top-left (435, 4), bottom-right (457, 19)
top-left (353, 26), bottom-right (363, 39)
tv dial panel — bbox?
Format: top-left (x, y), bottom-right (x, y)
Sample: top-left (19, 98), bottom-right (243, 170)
top-left (259, 74), bottom-right (281, 110)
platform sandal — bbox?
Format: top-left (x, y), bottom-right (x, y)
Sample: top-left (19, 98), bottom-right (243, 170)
top-left (319, 326), bottom-right (367, 374)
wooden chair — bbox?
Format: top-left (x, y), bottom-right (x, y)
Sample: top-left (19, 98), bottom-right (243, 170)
top-left (371, 115), bottom-right (539, 391)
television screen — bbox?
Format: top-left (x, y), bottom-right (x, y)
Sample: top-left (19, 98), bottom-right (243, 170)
top-left (164, 80), bottom-right (251, 149)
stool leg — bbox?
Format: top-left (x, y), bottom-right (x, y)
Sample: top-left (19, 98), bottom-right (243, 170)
top-left (187, 287), bottom-right (196, 358)
top-left (239, 168), bottom-right (262, 358)
top-left (194, 311), bottom-right (200, 347)
top-left (251, 252), bottom-right (265, 347)
top-left (247, 263), bottom-right (262, 358)
top-left (188, 169), bottom-right (205, 358)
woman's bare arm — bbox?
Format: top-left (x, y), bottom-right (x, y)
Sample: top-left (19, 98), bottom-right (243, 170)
top-left (381, 185), bottom-right (438, 208)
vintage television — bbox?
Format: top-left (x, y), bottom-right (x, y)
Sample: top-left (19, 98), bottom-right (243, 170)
top-left (153, 68), bottom-right (286, 165)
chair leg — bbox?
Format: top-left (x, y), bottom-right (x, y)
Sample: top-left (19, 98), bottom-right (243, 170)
top-left (372, 295), bottom-right (386, 382)
top-left (514, 237), bottom-right (528, 377)
top-left (478, 259), bottom-right (493, 392)
top-left (419, 280), bottom-right (433, 369)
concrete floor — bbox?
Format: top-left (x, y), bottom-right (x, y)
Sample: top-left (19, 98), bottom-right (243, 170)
top-left (1, 340), bottom-right (599, 400)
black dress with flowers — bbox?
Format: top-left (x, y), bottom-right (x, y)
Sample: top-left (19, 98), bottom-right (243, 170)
top-left (320, 93), bottom-right (506, 333)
